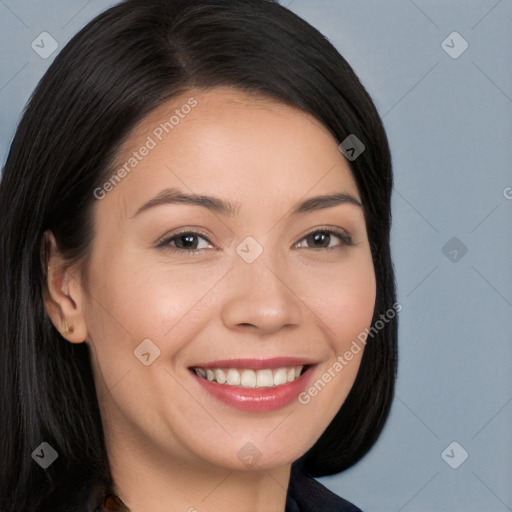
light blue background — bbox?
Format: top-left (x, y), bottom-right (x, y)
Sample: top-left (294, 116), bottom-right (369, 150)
top-left (1, 1), bottom-right (511, 511)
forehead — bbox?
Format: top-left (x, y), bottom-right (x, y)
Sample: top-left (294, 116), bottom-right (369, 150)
top-left (101, 86), bottom-right (359, 218)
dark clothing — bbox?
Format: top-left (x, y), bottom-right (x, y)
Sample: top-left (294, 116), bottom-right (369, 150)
top-left (285, 461), bottom-right (362, 512)
top-left (97, 460), bottom-right (362, 512)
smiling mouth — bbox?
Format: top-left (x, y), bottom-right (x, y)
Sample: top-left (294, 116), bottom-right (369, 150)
top-left (191, 365), bottom-right (309, 388)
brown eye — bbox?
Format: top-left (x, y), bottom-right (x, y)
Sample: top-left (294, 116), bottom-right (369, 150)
top-left (296, 229), bottom-right (353, 250)
top-left (157, 231), bottom-right (212, 252)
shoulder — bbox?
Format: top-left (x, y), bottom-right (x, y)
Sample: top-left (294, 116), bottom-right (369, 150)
top-left (286, 460), bottom-right (363, 512)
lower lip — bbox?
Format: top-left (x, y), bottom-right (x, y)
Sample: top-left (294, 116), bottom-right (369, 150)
top-left (190, 366), bottom-right (316, 412)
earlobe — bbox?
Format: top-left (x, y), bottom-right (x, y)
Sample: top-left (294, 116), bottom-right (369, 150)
top-left (41, 230), bottom-right (88, 344)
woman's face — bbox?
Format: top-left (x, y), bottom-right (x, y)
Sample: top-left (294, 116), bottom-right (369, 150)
top-left (78, 87), bottom-right (376, 473)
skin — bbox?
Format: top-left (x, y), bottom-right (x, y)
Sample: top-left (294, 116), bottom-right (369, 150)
top-left (43, 87), bottom-right (376, 512)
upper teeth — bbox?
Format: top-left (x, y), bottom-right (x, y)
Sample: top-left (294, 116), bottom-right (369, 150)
top-left (194, 366), bottom-right (304, 388)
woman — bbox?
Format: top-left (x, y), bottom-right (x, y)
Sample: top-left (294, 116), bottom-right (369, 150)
top-left (0, 1), bottom-right (398, 510)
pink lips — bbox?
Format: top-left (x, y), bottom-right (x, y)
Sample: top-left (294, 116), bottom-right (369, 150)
top-left (189, 357), bottom-right (317, 412)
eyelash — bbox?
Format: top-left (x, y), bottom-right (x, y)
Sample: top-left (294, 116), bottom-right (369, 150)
top-left (156, 227), bottom-right (354, 255)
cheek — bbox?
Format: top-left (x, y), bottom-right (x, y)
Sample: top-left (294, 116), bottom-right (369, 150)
top-left (85, 245), bottom-right (206, 335)
top-left (81, 249), bottom-right (172, 386)
top-left (295, 252), bottom-right (376, 420)
top-left (83, 248), bottom-right (227, 386)
top-left (329, 270), bottom-right (376, 352)
top-left (304, 251), bottom-right (377, 349)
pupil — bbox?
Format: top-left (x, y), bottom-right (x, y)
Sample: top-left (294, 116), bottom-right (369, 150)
top-left (179, 234), bottom-right (197, 249)
top-left (310, 232), bottom-right (329, 248)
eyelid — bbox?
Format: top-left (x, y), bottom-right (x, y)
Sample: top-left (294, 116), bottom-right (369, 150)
top-left (294, 226), bottom-right (354, 248)
top-left (155, 228), bottom-right (215, 250)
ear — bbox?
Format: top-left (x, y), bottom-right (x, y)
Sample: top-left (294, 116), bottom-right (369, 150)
top-left (41, 230), bottom-right (89, 344)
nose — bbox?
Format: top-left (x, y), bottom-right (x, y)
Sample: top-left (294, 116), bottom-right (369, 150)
top-left (220, 252), bottom-right (302, 335)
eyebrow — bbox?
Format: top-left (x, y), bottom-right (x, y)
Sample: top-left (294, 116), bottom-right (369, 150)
top-left (130, 187), bottom-right (362, 218)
